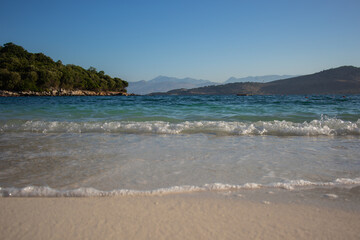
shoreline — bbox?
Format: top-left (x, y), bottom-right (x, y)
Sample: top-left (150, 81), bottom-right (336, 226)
top-left (0, 89), bottom-right (136, 97)
top-left (1, 192), bottom-right (360, 240)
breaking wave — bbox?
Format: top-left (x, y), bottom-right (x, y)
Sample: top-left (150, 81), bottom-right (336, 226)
top-left (1, 178), bottom-right (359, 197)
top-left (1, 118), bottom-right (359, 136)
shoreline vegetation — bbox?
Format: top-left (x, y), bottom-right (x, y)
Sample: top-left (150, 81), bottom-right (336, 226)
top-left (0, 43), bottom-right (129, 96)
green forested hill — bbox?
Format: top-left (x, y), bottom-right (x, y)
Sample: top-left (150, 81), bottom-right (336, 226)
top-left (0, 43), bottom-right (128, 92)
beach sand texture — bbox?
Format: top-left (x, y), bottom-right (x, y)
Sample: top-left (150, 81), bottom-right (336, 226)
top-left (1, 194), bottom-right (360, 240)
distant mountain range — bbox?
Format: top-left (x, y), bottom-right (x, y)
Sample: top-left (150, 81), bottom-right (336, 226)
top-left (127, 76), bottom-right (217, 95)
top-left (149, 66), bottom-right (360, 95)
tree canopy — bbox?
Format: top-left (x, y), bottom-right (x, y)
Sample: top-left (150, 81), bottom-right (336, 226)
top-left (0, 43), bottom-right (128, 92)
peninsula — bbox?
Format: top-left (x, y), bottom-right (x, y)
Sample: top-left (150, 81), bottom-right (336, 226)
top-left (0, 43), bottom-right (128, 96)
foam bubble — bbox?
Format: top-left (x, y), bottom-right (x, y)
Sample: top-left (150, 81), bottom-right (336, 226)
top-left (335, 177), bottom-right (360, 184)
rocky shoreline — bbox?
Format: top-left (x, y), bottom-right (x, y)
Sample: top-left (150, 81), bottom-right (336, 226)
top-left (0, 89), bottom-right (134, 97)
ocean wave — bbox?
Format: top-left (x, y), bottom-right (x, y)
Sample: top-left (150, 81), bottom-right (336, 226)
top-left (1, 118), bottom-right (359, 136)
top-left (1, 177), bottom-right (360, 197)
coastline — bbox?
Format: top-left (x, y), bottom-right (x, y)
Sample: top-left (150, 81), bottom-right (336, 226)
top-left (1, 191), bottom-right (360, 240)
top-left (0, 89), bottom-right (135, 97)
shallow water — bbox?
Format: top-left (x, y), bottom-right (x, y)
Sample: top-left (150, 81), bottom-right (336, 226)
top-left (0, 95), bottom-right (359, 197)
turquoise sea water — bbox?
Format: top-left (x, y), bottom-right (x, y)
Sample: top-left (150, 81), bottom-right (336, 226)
top-left (0, 95), bottom-right (360, 196)
top-left (1, 95), bottom-right (360, 123)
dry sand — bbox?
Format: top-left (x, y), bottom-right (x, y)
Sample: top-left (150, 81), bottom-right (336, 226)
top-left (1, 193), bottom-right (360, 240)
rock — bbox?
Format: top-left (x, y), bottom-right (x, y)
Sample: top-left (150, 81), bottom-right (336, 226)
top-left (0, 89), bottom-right (129, 97)
top-left (0, 90), bottom-right (20, 97)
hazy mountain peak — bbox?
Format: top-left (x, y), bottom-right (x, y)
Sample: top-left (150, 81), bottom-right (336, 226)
top-left (150, 75), bottom-right (177, 83)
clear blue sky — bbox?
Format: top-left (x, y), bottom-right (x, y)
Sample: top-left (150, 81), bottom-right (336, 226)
top-left (1, 0), bottom-right (360, 82)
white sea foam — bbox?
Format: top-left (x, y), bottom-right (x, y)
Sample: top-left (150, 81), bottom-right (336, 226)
top-left (1, 178), bottom-right (359, 197)
top-left (1, 118), bottom-right (359, 136)
top-left (323, 194), bottom-right (339, 199)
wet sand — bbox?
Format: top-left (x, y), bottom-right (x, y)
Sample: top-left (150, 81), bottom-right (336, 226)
top-left (1, 192), bottom-right (360, 240)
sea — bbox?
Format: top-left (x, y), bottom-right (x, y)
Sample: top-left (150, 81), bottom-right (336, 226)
top-left (0, 95), bottom-right (360, 197)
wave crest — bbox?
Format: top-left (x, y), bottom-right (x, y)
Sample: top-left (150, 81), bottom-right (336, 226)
top-left (1, 118), bottom-right (359, 136)
top-left (1, 177), bottom-right (359, 197)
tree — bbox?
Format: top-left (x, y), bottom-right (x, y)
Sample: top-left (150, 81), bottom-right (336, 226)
top-left (88, 66), bottom-right (97, 73)
top-left (0, 69), bottom-right (21, 90)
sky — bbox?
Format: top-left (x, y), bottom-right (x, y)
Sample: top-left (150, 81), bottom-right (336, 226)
top-left (1, 0), bottom-right (360, 82)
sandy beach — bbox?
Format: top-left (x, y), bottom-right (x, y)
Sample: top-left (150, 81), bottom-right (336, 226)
top-left (1, 192), bottom-right (360, 240)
